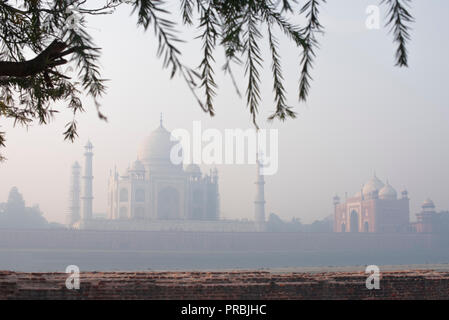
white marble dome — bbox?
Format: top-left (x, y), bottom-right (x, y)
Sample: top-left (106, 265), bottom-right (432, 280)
top-left (362, 175), bottom-right (385, 197)
top-left (138, 124), bottom-right (178, 163)
top-left (379, 182), bottom-right (397, 200)
top-left (422, 198), bottom-right (435, 209)
top-left (120, 167), bottom-right (130, 177)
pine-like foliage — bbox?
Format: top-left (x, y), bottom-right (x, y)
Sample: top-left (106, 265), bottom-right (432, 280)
top-left (0, 0), bottom-right (414, 159)
top-left (381, 0), bottom-right (414, 67)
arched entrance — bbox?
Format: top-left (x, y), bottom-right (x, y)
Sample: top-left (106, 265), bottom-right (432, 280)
top-left (135, 189), bottom-right (145, 202)
top-left (119, 206), bottom-right (127, 219)
top-left (191, 189), bottom-right (203, 219)
top-left (134, 207), bottom-right (145, 220)
top-left (157, 187), bottom-right (180, 219)
top-left (364, 221), bottom-right (369, 232)
top-left (341, 223), bottom-right (346, 232)
top-left (350, 210), bottom-right (359, 232)
top-left (119, 188), bottom-right (128, 202)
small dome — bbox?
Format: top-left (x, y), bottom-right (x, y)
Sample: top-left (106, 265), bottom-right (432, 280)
top-left (354, 191), bottom-right (362, 198)
top-left (362, 175), bottom-right (385, 197)
top-left (131, 159), bottom-right (145, 172)
top-left (72, 161), bottom-right (80, 169)
top-left (120, 166), bottom-right (130, 177)
top-left (120, 170), bottom-right (129, 177)
top-left (379, 182), bottom-right (397, 200)
top-left (422, 198), bottom-right (435, 209)
top-left (185, 163), bottom-right (201, 175)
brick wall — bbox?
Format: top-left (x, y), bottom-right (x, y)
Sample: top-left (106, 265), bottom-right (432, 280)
top-left (1, 270), bottom-right (448, 300)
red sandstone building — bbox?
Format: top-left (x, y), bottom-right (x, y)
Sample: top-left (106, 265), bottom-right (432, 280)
top-left (411, 198), bottom-right (449, 233)
top-left (333, 175), bottom-right (410, 233)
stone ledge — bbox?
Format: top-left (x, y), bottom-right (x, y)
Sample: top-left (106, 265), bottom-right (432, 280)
top-left (1, 270), bottom-right (448, 300)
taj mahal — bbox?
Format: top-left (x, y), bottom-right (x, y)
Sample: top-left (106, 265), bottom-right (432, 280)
top-left (66, 117), bottom-right (266, 232)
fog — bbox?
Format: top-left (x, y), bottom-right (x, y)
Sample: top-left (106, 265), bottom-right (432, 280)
top-left (1, 0), bottom-right (448, 225)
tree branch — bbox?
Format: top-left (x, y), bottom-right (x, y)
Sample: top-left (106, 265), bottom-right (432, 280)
top-left (0, 40), bottom-right (69, 77)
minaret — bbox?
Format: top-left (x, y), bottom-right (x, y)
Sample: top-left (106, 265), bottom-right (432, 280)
top-left (254, 152), bottom-right (266, 229)
top-left (67, 161), bottom-right (81, 227)
top-left (333, 194), bottom-right (340, 206)
top-left (81, 140), bottom-right (94, 221)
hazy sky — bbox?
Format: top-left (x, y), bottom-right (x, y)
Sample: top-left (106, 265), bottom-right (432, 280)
top-left (1, 0), bottom-right (448, 224)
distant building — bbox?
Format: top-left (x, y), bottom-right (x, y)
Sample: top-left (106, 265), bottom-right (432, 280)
top-left (333, 174), bottom-right (410, 233)
top-left (412, 199), bottom-right (449, 233)
top-left (0, 187), bottom-right (56, 229)
top-left (66, 161), bottom-right (81, 226)
top-left (413, 198), bottom-right (437, 233)
top-left (67, 118), bottom-right (265, 232)
top-left (106, 119), bottom-right (219, 222)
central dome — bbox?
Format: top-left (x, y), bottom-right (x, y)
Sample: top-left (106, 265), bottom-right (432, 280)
top-left (379, 182), bottom-right (397, 200)
top-left (138, 123), bottom-right (178, 163)
top-left (362, 174), bottom-right (385, 197)
top-left (422, 198), bottom-right (435, 209)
